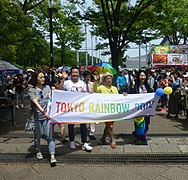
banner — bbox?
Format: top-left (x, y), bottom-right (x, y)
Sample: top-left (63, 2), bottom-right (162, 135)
top-left (151, 45), bottom-right (188, 67)
top-left (151, 45), bottom-right (169, 54)
top-left (168, 54), bottom-right (187, 65)
top-left (169, 45), bottom-right (188, 54)
top-left (152, 54), bottom-right (168, 64)
top-left (49, 90), bottom-right (160, 124)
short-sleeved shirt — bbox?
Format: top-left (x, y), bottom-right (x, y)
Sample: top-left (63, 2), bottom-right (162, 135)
top-left (116, 76), bottom-right (127, 87)
top-left (28, 85), bottom-right (51, 120)
top-left (64, 79), bottom-right (86, 92)
top-left (97, 85), bottom-right (118, 94)
top-left (96, 85), bottom-right (118, 126)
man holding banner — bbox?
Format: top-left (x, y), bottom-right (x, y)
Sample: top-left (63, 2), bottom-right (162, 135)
top-left (63, 66), bottom-right (93, 151)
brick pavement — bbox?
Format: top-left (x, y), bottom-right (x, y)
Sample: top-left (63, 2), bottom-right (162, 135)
top-left (1, 101), bottom-right (188, 179)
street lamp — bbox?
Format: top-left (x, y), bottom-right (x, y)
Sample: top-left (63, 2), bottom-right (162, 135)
top-left (48, 0), bottom-right (57, 68)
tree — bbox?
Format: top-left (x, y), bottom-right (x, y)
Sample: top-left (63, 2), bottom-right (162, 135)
top-left (86, 0), bottom-right (161, 70)
top-left (53, 1), bottom-right (85, 65)
top-left (149, 0), bottom-right (188, 45)
top-left (32, 0), bottom-right (85, 66)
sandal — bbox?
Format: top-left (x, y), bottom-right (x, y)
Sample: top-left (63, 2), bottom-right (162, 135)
top-left (110, 142), bottom-right (117, 149)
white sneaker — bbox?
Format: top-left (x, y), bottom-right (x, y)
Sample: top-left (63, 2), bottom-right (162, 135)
top-left (21, 104), bottom-right (24, 108)
top-left (70, 141), bottom-right (76, 149)
top-left (36, 152), bottom-right (43, 160)
top-left (82, 143), bottom-right (93, 151)
top-left (15, 105), bottom-right (19, 110)
top-left (50, 157), bottom-right (57, 164)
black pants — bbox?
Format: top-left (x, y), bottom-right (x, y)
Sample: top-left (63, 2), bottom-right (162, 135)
top-left (68, 124), bottom-right (87, 143)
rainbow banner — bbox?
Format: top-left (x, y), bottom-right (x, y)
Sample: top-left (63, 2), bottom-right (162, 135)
top-left (49, 90), bottom-right (160, 123)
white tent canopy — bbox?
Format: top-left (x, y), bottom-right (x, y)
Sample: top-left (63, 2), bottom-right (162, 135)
top-left (0, 59), bottom-right (23, 75)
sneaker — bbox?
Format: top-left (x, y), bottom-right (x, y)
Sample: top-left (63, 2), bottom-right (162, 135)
top-left (36, 152), bottom-right (43, 160)
top-left (50, 157), bottom-right (57, 164)
top-left (70, 141), bottom-right (76, 149)
top-left (20, 104), bottom-right (24, 108)
top-left (82, 143), bottom-right (93, 151)
top-left (15, 105), bottom-right (19, 110)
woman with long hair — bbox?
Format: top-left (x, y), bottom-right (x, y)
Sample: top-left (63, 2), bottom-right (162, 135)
top-left (132, 70), bottom-right (152, 145)
top-left (28, 70), bottom-right (57, 164)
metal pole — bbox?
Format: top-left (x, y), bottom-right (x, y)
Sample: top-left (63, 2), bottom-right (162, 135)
top-left (95, 37), bottom-right (97, 63)
top-left (99, 50), bottom-right (101, 62)
top-left (49, 8), bottom-right (53, 68)
top-left (77, 50), bottom-right (79, 66)
top-left (85, 24), bottom-right (88, 66)
top-left (91, 36), bottom-right (94, 65)
top-left (139, 43), bottom-right (141, 70)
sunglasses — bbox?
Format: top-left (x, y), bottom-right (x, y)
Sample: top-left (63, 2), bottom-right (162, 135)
top-left (39, 91), bottom-right (44, 100)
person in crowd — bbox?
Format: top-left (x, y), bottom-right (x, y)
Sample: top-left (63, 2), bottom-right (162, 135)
top-left (179, 73), bottom-right (188, 116)
top-left (63, 66), bottom-right (93, 151)
top-left (51, 76), bottom-right (68, 144)
top-left (13, 74), bottom-right (24, 109)
top-left (147, 71), bottom-right (155, 92)
top-left (158, 73), bottom-right (168, 112)
top-left (116, 71), bottom-right (127, 94)
top-left (94, 72), bottom-right (119, 149)
top-left (91, 70), bottom-right (100, 84)
top-left (28, 70), bottom-right (57, 164)
top-left (123, 68), bottom-right (134, 93)
top-left (167, 71), bottom-right (181, 118)
top-left (132, 70), bottom-right (152, 145)
top-left (83, 71), bottom-right (97, 141)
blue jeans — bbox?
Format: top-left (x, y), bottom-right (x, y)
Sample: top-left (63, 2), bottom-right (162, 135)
top-left (68, 124), bottom-right (87, 143)
top-left (34, 119), bottom-right (55, 154)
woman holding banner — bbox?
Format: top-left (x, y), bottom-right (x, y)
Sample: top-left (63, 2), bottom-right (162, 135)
top-left (28, 70), bottom-right (57, 164)
top-left (132, 70), bottom-right (152, 145)
top-left (94, 72), bottom-right (119, 149)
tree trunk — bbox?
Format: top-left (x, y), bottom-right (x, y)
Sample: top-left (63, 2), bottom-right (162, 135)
top-left (61, 42), bottom-right (66, 66)
top-left (110, 44), bottom-right (123, 71)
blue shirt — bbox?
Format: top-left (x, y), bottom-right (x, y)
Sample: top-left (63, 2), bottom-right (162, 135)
top-left (116, 75), bottom-right (127, 86)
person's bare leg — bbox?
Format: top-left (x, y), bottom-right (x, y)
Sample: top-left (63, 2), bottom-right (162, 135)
top-left (101, 126), bottom-right (108, 144)
top-left (60, 124), bottom-right (68, 144)
top-left (106, 125), bottom-right (116, 148)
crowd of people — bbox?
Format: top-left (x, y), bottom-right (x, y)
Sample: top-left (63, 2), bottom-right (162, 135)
top-left (1, 65), bottom-right (188, 164)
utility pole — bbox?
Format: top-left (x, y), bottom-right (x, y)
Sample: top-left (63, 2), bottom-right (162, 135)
top-left (91, 36), bottom-right (94, 65)
top-left (85, 23), bottom-right (88, 66)
top-left (49, 8), bottom-right (53, 68)
top-left (77, 50), bottom-right (79, 66)
top-left (48, 0), bottom-right (57, 68)
top-left (139, 42), bottom-right (141, 70)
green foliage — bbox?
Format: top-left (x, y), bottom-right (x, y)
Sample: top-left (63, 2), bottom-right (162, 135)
top-left (149, 0), bottom-right (188, 45)
top-left (86, 0), bottom-right (160, 69)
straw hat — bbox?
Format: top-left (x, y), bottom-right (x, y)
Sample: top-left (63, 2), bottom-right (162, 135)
top-left (102, 72), bottom-right (113, 81)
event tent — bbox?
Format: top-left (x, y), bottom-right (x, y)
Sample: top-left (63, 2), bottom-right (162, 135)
top-left (0, 59), bottom-right (23, 75)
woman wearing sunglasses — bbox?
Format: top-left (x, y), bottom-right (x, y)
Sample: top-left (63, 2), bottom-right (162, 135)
top-left (28, 70), bottom-right (57, 164)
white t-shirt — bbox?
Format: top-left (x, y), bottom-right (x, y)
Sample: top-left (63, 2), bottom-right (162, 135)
top-left (64, 79), bottom-right (86, 92)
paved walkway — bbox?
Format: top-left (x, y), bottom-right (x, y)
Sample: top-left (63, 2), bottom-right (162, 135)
top-left (1, 102), bottom-right (188, 179)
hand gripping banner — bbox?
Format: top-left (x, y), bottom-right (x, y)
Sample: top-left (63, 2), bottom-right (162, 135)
top-left (49, 90), bottom-right (160, 124)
